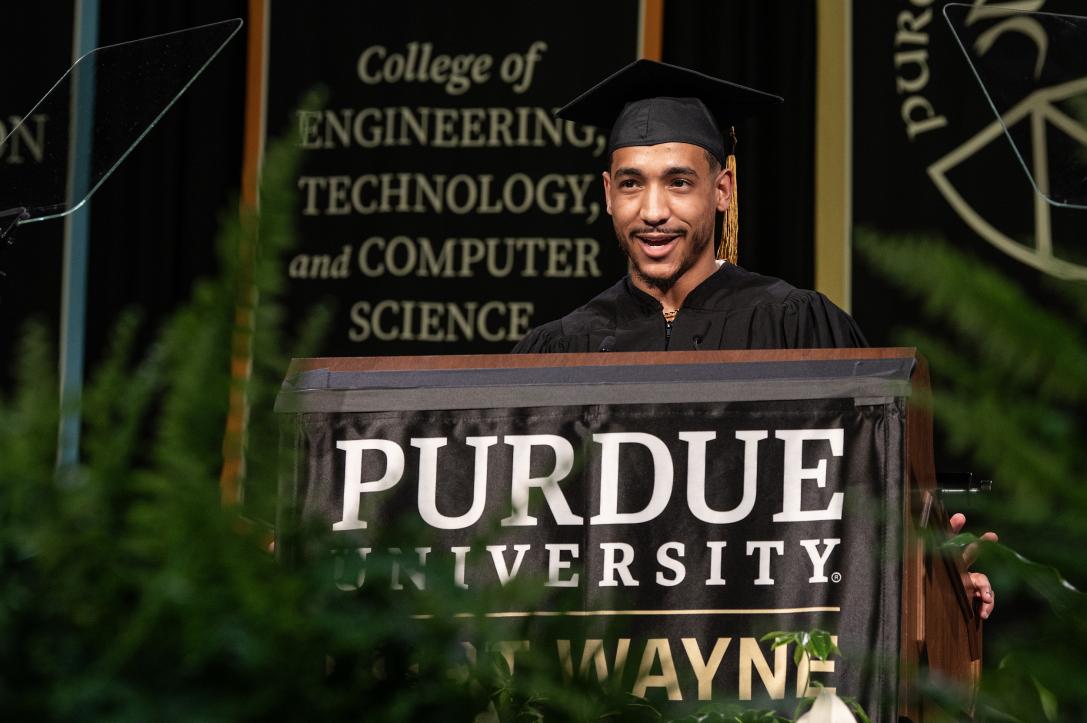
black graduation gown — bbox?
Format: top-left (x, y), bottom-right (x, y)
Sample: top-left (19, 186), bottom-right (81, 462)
top-left (512, 263), bottom-right (867, 353)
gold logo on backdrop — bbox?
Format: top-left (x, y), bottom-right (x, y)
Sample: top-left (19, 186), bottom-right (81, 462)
top-left (927, 76), bottom-right (1087, 280)
top-left (903, 0), bottom-right (1087, 279)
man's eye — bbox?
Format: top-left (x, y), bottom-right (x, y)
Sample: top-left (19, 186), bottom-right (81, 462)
top-left (671, 178), bottom-right (692, 187)
top-left (619, 179), bottom-right (639, 188)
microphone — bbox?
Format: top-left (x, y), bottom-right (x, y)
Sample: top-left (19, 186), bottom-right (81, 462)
top-left (691, 320), bottom-right (712, 350)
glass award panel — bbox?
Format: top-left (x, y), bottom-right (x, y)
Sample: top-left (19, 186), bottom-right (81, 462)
top-left (944, 3), bottom-right (1087, 209)
top-left (0, 19), bottom-right (242, 224)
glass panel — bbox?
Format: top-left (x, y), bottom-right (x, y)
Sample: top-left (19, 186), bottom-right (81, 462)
top-left (944, 4), bottom-right (1087, 209)
top-left (0, 19), bottom-right (242, 224)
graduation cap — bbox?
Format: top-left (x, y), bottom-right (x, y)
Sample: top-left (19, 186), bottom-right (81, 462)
top-left (557, 59), bottom-right (783, 264)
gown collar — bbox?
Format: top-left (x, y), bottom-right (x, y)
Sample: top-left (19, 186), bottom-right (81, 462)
top-left (621, 262), bottom-right (739, 316)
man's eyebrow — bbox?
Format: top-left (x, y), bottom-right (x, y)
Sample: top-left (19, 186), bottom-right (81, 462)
top-left (612, 165), bottom-right (701, 178)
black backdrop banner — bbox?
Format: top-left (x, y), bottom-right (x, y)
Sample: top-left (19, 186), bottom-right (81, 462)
top-left (0, 0), bottom-right (247, 388)
top-left (852, 0), bottom-right (1087, 345)
top-left (0, 5), bottom-right (74, 379)
top-left (1, 2), bottom-right (823, 387)
top-left (265, 3), bottom-right (643, 357)
top-left (277, 356), bottom-right (910, 717)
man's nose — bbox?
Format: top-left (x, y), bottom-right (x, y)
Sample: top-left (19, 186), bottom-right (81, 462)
top-left (640, 184), bottom-right (669, 226)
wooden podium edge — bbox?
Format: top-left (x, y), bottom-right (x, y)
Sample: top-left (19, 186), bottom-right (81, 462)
top-left (901, 354), bottom-right (982, 722)
top-left (286, 346), bottom-right (920, 375)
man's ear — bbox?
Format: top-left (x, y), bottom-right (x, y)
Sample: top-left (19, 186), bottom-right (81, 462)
top-left (715, 166), bottom-right (734, 213)
top-left (602, 170), bottom-right (613, 216)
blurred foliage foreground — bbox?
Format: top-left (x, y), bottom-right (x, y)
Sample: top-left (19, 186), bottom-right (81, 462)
top-left (0, 137), bottom-right (760, 723)
top-left (857, 230), bottom-right (1087, 722)
top-left (2, 128), bottom-right (1087, 721)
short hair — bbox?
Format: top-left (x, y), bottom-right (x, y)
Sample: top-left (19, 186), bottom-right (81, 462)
top-left (703, 148), bottom-right (722, 174)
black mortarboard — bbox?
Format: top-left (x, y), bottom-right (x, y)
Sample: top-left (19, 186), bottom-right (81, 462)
top-left (556, 59), bottom-right (783, 164)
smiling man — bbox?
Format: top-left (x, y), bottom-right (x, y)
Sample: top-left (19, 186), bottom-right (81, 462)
top-left (513, 60), bottom-right (866, 353)
top-left (511, 60), bottom-right (996, 621)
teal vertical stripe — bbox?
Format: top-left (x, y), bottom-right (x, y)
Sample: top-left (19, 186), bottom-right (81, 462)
top-left (57, 0), bottom-right (99, 471)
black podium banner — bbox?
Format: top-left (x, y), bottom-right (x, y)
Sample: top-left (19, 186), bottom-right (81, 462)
top-left (277, 355), bottom-right (911, 717)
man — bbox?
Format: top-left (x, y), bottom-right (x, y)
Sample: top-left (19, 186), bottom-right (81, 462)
top-left (513, 59), bottom-right (865, 354)
top-left (514, 59), bottom-right (996, 620)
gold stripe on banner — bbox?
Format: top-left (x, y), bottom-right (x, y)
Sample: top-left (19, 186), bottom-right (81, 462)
top-left (815, 0), bottom-right (852, 311)
top-left (412, 606), bottom-right (842, 620)
top-left (639, 0), bottom-right (664, 61)
top-left (221, 0), bottom-right (269, 506)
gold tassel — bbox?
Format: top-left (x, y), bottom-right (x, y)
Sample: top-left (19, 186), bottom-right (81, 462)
top-left (716, 126), bottom-right (739, 265)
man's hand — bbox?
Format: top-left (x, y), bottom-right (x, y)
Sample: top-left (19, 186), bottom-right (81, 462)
top-left (950, 512), bottom-right (998, 620)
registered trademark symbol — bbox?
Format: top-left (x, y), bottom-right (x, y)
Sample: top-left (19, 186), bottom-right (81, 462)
top-left (830, 572), bottom-right (842, 583)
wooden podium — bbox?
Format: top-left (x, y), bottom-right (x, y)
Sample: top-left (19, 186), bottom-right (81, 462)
top-left (276, 348), bottom-right (982, 721)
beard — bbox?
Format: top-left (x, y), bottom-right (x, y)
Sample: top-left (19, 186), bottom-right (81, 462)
top-left (618, 219), bottom-right (715, 294)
